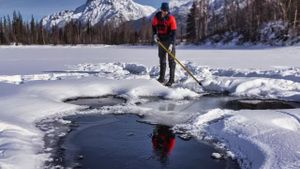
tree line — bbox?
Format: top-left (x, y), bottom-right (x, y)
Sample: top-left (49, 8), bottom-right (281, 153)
top-left (0, 0), bottom-right (299, 45)
top-left (0, 11), bottom-right (153, 45)
top-left (186, 0), bottom-right (300, 44)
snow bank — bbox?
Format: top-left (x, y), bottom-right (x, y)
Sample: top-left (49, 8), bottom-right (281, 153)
top-left (2, 62), bottom-right (300, 102)
top-left (209, 109), bottom-right (300, 168)
top-left (174, 108), bottom-right (300, 168)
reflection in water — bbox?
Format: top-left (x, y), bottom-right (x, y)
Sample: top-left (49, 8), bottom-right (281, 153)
top-left (152, 125), bottom-right (176, 165)
top-left (159, 103), bottom-right (176, 111)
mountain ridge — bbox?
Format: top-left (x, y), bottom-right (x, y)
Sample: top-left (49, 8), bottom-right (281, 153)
top-left (42, 0), bottom-right (156, 29)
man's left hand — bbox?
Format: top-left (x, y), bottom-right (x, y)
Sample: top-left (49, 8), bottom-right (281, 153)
top-left (168, 44), bottom-right (173, 52)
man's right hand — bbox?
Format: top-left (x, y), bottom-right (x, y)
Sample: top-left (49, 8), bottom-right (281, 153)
top-left (153, 34), bottom-right (159, 43)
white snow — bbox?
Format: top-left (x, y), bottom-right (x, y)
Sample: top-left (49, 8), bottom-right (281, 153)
top-left (181, 108), bottom-right (300, 168)
top-left (0, 45), bottom-right (300, 169)
top-left (211, 152), bottom-right (223, 159)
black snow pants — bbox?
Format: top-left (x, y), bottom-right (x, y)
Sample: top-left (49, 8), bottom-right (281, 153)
top-left (158, 41), bottom-right (176, 82)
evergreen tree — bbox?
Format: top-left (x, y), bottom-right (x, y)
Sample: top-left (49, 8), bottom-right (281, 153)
top-left (186, 1), bottom-right (197, 42)
top-left (0, 18), bottom-right (5, 44)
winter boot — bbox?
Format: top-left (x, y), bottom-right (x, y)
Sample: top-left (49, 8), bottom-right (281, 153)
top-left (157, 61), bottom-right (166, 83)
top-left (165, 79), bottom-right (174, 86)
top-left (157, 76), bottom-right (165, 83)
top-left (165, 64), bottom-right (175, 86)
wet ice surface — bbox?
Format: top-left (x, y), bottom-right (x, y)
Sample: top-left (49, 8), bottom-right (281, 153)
top-left (137, 96), bottom-right (300, 126)
top-left (65, 96), bottom-right (126, 109)
top-left (225, 99), bottom-right (300, 110)
top-left (61, 114), bottom-right (239, 169)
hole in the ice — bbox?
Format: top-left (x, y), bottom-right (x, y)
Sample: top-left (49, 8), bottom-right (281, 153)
top-left (54, 114), bottom-right (240, 169)
top-left (44, 95), bottom-right (300, 169)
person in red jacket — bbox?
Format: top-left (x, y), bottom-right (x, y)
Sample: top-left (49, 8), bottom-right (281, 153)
top-left (152, 2), bottom-right (177, 86)
top-left (152, 125), bottom-right (176, 163)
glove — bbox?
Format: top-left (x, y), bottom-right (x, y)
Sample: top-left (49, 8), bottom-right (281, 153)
top-left (168, 44), bottom-right (173, 52)
top-left (153, 34), bottom-right (159, 43)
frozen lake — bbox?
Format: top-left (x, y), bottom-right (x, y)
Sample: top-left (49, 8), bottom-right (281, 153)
top-left (1, 45), bottom-right (300, 169)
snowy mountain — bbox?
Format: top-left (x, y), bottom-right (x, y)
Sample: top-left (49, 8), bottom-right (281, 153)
top-left (42, 0), bottom-right (156, 29)
top-left (167, 0), bottom-right (226, 27)
top-left (42, 0), bottom-right (228, 30)
top-left (169, 0), bottom-right (232, 16)
top-left (169, 0), bottom-right (194, 16)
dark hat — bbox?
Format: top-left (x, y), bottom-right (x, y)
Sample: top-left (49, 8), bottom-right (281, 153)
top-left (161, 2), bottom-right (169, 11)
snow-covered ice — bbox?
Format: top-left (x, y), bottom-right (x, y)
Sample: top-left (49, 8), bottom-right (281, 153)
top-left (0, 45), bottom-right (300, 169)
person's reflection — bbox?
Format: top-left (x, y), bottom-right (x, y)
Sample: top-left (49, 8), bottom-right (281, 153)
top-left (159, 103), bottom-right (176, 111)
top-left (152, 125), bottom-right (176, 164)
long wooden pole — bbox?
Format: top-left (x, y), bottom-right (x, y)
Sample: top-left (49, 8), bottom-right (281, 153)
top-left (157, 41), bottom-right (203, 86)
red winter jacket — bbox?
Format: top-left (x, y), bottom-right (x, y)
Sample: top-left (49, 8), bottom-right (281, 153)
top-left (152, 12), bottom-right (177, 43)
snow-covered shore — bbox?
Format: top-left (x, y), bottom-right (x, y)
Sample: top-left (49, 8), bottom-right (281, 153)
top-left (0, 45), bottom-right (300, 168)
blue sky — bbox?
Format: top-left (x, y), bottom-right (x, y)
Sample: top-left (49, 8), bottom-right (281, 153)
top-left (0, 0), bottom-right (165, 21)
